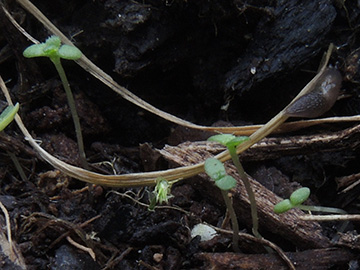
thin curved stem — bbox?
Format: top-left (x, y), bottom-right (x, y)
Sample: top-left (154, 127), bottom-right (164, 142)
top-left (228, 147), bottom-right (260, 239)
top-left (221, 190), bottom-right (240, 252)
top-left (51, 57), bottom-right (88, 169)
top-left (295, 205), bottom-right (347, 214)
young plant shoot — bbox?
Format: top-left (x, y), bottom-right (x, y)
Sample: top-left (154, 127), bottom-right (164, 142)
top-left (208, 134), bottom-right (262, 239)
top-left (204, 157), bottom-right (240, 252)
top-left (274, 187), bottom-right (346, 214)
top-left (23, 36), bottom-right (88, 168)
top-left (0, 103), bottom-right (27, 181)
top-left (0, 103), bottom-right (19, 132)
top-left (148, 178), bottom-right (174, 211)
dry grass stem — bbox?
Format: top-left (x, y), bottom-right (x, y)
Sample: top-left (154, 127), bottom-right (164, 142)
top-left (0, 200), bottom-right (13, 260)
top-left (66, 236), bottom-right (96, 261)
top-left (299, 214), bottom-right (360, 221)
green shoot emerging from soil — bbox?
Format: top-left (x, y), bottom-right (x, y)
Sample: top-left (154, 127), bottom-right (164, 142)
top-left (274, 187), bottom-right (346, 214)
top-left (23, 36), bottom-right (88, 168)
top-left (0, 103), bottom-right (19, 132)
top-left (148, 178), bottom-right (174, 211)
top-left (0, 103), bottom-right (27, 181)
top-left (204, 157), bottom-right (240, 252)
top-left (208, 134), bottom-right (262, 240)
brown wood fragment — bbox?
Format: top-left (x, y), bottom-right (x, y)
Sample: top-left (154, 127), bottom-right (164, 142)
top-left (195, 248), bottom-right (358, 270)
top-left (165, 124), bottom-right (360, 162)
top-left (160, 145), bottom-right (331, 249)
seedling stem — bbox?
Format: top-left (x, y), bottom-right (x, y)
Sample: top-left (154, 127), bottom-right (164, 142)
top-left (23, 36), bottom-right (88, 169)
top-left (227, 144), bottom-right (260, 238)
top-left (51, 57), bottom-right (87, 169)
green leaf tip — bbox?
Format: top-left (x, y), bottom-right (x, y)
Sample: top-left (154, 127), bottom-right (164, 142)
top-left (154, 178), bottom-right (173, 204)
top-left (215, 175), bottom-right (237, 190)
top-left (23, 43), bottom-right (47, 58)
top-left (204, 158), bottom-right (227, 181)
top-left (290, 187), bottom-right (310, 205)
top-left (205, 158), bottom-right (237, 190)
top-left (23, 35), bottom-right (82, 60)
top-left (148, 178), bottom-right (174, 211)
top-left (0, 103), bottom-right (19, 132)
top-left (226, 136), bottom-right (250, 148)
top-left (273, 199), bottom-right (293, 214)
top-left (45, 36), bottom-right (61, 47)
top-left (58, 45), bottom-right (82, 60)
top-left (274, 187), bottom-right (311, 214)
top-left (208, 134), bottom-right (236, 145)
top-left (208, 134), bottom-right (250, 148)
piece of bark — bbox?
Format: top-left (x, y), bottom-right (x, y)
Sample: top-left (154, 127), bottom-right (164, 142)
top-left (164, 124), bottom-right (360, 162)
top-left (195, 248), bottom-right (358, 270)
top-left (160, 146), bottom-right (331, 249)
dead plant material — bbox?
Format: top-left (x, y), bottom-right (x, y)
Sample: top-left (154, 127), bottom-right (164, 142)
top-left (22, 212), bottom-right (99, 254)
top-left (196, 248), bottom-right (358, 270)
top-left (213, 226), bottom-right (295, 270)
top-left (336, 172), bottom-right (360, 193)
top-left (0, 200), bottom-right (26, 270)
top-left (162, 123), bottom-right (360, 162)
top-left (299, 214), bottom-right (360, 222)
top-left (336, 231), bottom-right (360, 250)
top-left (0, 200), bottom-right (13, 260)
top-left (66, 236), bottom-right (96, 261)
top-left (103, 247), bottom-right (133, 270)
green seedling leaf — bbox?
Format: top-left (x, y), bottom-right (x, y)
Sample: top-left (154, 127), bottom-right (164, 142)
top-left (0, 103), bottom-right (19, 132)
top-left (290, 187), bottom-right (310, 206)
top-left (208, 134), bottom-right (250, 150)
top-left (23, 43), bottom-right (47, 58)
top-left (208, 134), bottom-right (236, 145)
top-left (58, 45), bottom-right (82, 60)
top-left (154, 178), bottom-right (173, 204)
top-left (148, 178), bottom-right (174, 211)
top-left (226, 136), bottom-right (250, 149)
top-left (204, 158), bottom-right (227, 181)
top-left (23, 35), bottom-right (82, 61)
top-left (215, 175), bottom-right (237, 190)
top-left (274, 199), bottom-right (294, 214)
top-left (45, 35), bottom-right (61, 47)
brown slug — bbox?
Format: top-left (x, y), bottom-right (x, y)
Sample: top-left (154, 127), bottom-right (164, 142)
top-left (285, 67), bottom-right (342, 118)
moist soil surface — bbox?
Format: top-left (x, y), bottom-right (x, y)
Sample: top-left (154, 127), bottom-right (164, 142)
top-left (0, 1), bottom-right (360, 269)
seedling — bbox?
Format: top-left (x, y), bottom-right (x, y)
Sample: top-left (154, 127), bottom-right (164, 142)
top-left (0, 103), bottom-right (19, 131)
top-left (23, 36), bottom-right (88, 168)
top-left (204, 157), bottom-right (240, 252)
top-left (148, 178), bottom-right (174, 211)
top-left (208, 134), bottom-right (262, 240)
top-left (0, 102), bottom-right (27, 181)
top-left (274, 187), bottom-right (346, 214)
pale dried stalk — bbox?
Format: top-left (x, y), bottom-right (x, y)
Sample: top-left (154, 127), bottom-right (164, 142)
top-left (66, 236), bottom-right (96, 261)
top-left (299, 214), bottom-right (360, 221)
top-left (0, 200), bottom-right (13, 260)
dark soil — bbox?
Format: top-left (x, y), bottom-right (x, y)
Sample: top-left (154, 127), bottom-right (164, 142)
top-left (0, 0), bottom-right (360, 269)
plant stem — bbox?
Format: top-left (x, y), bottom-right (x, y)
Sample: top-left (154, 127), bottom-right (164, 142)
top-left (296, 204), bottom-right (348, 243)
top-left (295, 205), bottom-right (347, 214)
top-left (51, 57), bottom-right (88, 169)
top-left (7, 151), bottom-right (27, 182)
top-left (228, 146), bottom-right (261, 239)
top-left (220, 189), bottom-right (240, 252)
